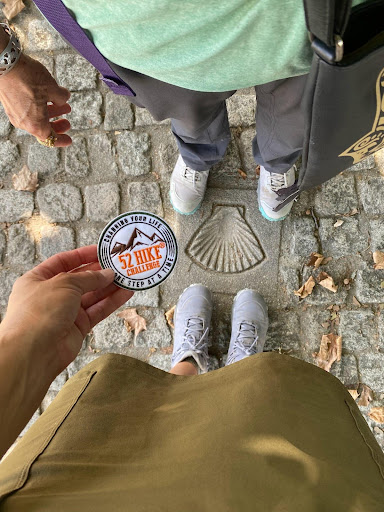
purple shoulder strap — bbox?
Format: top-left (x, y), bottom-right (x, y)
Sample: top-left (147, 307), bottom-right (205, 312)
top-left (33, 0), bottom-right (135, 96)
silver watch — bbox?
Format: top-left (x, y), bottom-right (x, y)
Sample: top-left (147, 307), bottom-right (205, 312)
top-left (0, 23), bottom-right (22, 77)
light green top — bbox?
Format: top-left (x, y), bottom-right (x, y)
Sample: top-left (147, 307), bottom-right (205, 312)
top-left (62, 0), bottom-right (367, 92)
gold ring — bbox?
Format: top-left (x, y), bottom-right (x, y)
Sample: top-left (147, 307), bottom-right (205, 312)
top-left (36, 130), bottom-right (57, 148)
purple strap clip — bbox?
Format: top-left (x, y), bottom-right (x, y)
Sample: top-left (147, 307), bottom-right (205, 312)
top-left (33, 0), bottom-right (135, 96)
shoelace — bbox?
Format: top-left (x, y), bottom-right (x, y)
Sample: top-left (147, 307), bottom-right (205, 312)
top-left (227, 321), bottom-right (259, 364)
top-left (172, 317), bottom-right (209, 362)
top-left (183, 167), bottom-right (200, 187)
top-left (268, 172), bottom-right (289, 192)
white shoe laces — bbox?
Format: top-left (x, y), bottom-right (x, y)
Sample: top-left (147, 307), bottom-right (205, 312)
top-left (227, 321), bottom-right (259, 364)
top-left (182, 167), bottom-right (201, 187)
top-left (172, 317), bottom-right (209, 362)
top-left (267, 172), bottom-right (289, 192)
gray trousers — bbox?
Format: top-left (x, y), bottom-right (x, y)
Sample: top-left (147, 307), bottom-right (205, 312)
top-left (109, 61), bottom-right (308, 174)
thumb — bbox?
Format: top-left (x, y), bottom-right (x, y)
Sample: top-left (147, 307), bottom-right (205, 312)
top-left (65, 268), bottom-right (115, 295)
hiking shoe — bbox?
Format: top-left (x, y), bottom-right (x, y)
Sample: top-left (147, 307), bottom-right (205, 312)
top-left (226, 289), bottom-right (269, 366)
top-left (258, 165), bottom-right (296, 221)
top-left (171, 284), bottom-right (212, 373)
top-left (170, 155), bottom-right (210, 215)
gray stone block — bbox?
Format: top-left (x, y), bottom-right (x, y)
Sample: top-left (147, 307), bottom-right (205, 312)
top-left (287, 216), bottom-right (319, 262)
top-left (378, 314), bottom-right (384, 352)
top-left (116, 131), bottom-right (151, 176)
top-left (134, 107), bottom-right (170, 127)
top-left (355, 269), bottom-right (384, 304)
top-left (41, 389), bottom-right (59, 413)
top-left (0, 104), bottom-right (11, 136)
top-left (88, 133), bottom-right (118, 178)
top-left (128, 287), bottom-right (160, 308)
top-left (314, 174), bottom-right (358, 216)
top-left (319, 217), bottom-right (367, 258)
top-left (28, 142), bottom-right (60, 176)
top-left (238, 127), bottom-right (256, 174)
top-left (37, 184), bottom-right (82, 223)
top-left (104, 92), bottom-right (134, 131)
top-left (339, 309), bottom-right (377, 352)
top-left (358, 177), bottom-right (384, 215)
top-left (0, 229), bottom-right (5, 263)
top-left (134, 308), bottom-right (172, 349)
top-left (0, 270), bottom-right (20, 309)
top-left (64, 137), bottom-right (89, 178)
top-left (227, 94), bottom-right (256, 127)
top-left (369, 219), bottom-right (384, 251)
top-left (84, 183), bottom-right (120, 222)
top-left (127, 182), bottom-right (163, 217)
top-left (148, 351), bottom-right (172, 372)
top-left (358, 352), bottom-right (384, 393)
top-left (7, 224), bottom-right (35, 266)
top-left (55, 54), bottom-right (97, 91)
top-left (92, 313), bottom-right (132, 353)
top-left (0, 140), bottom-right (19, 176)
top-left (264, 311), bottom-right (301, 354)
top-left (346, 155), bottom-right (375, 172)
top-left (78, 227), bottom-right (101, 247)
top-left (39, 225), bottom-right (75, 260)
top-left (20, 409), bottom-right (40, 438)
top-left (210, 138), bottom-right (248, 188)
top-left (300, 307), bottom-right (332, 359)
top-left (0, 191), bottom-right (34, 222)
top-left (66, 91), bottom-right (103, 130)
top-left (330, 354), bottom-right (359, 388)
top-left (67, 351), bottom-right (99, 378)
top-left (304, 277), bottom-right (348, 306)
top-left (25, 19), bottom-right (68, 51)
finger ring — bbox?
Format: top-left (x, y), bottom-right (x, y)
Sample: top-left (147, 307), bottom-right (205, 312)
top-left (36, 130), bottom-right (57, 148)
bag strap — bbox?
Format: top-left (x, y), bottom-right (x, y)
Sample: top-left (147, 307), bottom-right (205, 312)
top-left (33, 0), bottom-right (135, 96)
top-left (303, 0), bottom-right (352, 61)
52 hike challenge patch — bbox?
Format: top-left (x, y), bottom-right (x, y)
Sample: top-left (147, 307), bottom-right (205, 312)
top-left (98, 212), bottom-right (178, 290)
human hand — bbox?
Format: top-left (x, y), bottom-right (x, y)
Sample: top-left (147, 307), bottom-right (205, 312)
top-left (0, 246), bottom-right (133, 376)
top-left (0, 53), bottom-right (72, 146)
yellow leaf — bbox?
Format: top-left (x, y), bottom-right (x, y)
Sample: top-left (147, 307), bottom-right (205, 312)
top-left (352, 296), bottom-right (361, 307)
top-left (307, 252), bottom-right (324, 269)
top-left (333, 219), bottom-right (344, 228)
top-left (165, 305), bottom-right (176, 329)
top-left (117, 308), bottom-right (147, 341)
top-left (294, 276), bottom-right (316, 299)
top-left (373, 250), bottom-right (384, 270)
top-left (237, 169), bottom-right (247, 180)
top-left (3, 0), bottom-right (25, 20)
top-left (357, 384), bottom-right (374, 407)
top-left (12, 165), bottom-right (38, 192)
top-left (314, 333), bottom-right (342, 372)
top-left (318, 272), bottom-right (338, 293)
top-left (368, 407), bottom-right (384, 424)
top-left (348, 389), bottom-right (359, 400)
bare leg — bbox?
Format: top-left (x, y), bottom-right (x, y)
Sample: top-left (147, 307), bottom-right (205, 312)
top-left (170, 361), bottom-right (198, 376)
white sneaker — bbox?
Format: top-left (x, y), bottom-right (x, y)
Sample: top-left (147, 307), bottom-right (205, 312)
top-left (170, 155), bottom-right (209, 215)
top-left (258, 165), bottom-right (296, 221)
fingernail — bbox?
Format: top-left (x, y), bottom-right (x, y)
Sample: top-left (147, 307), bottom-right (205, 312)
top-left (100, 268), bottom-right (115, 279)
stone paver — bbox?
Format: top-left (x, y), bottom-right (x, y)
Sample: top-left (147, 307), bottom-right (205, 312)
top-left (3, 3), bottom-right (384, 450)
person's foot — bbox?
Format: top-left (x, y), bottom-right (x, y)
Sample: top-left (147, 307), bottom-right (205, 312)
top-left (170, 155), bottom-right (210, 215)
top-left (258, 165), bottom-right (296, 221)
top-left (226, 289), bottom-right (268, 366)
top-left (171, 284), bottom-right (212, 373)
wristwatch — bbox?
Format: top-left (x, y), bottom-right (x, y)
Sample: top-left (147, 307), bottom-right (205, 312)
top-left (0, 22), bottom-right (22, 77)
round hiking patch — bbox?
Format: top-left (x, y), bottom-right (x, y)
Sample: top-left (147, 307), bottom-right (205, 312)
top-left (98, 211), bottom-right (178, 290)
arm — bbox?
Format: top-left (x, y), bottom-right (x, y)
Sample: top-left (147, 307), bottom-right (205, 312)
top-left (0, 23), bottom-right (72, 146)
top-left (0, 245), bottom-right (133, 458)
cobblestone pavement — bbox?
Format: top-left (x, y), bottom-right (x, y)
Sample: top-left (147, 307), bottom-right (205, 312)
top-left (2, 3), bottom-right (384, 448)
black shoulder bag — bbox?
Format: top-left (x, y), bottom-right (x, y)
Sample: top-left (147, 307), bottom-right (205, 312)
top-left (277, 0), bottom-right (384, 210)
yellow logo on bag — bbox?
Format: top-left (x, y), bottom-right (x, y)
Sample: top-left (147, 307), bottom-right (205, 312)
top-left (339, 67), bottom-right (384, 164)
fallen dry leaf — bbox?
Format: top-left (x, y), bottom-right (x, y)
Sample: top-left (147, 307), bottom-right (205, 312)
top-left (314, 333), bottom-right (342, 372)
top-left (348, 389), bottom-right (360, 400)
top-left (117, 308), bottom-right (147, 341)
top-left (12, 165), bottom-right (38, 192)
top-left (318, 272), bottom-right (338, 293)
top-left (373, 250), bottom-right (384, 270)
top-left (255, 165), bottom-right (260, 176)
top-left (307, 252), bottom-right (324, 269)
top-left (368, 407), bottom-right (384, 424)
top-left (357, 384), bottom-right (374, 406)
top-left (294, 276), bottom-right (316, 299)
top-left (374, 426), bottom-right (384, 435)
top-left (3, 0), bottom-right (25, 19)
top-left (334, 219), bottom-right (344, 228)
top-left (237, 169), bottom-right (247, 180)
top-left (352, 296), bottom-right (361, 307)
top-left (322, 257), bottom-right (333, 265)
top-left (165, 305), bottom-right (176, 329)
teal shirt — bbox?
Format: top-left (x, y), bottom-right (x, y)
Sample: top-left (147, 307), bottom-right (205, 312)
top-left (62, 0), bottom-right (367, 92)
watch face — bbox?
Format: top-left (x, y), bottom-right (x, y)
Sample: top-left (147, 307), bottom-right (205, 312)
top-left (98, 211), bottom-right (178, 291)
